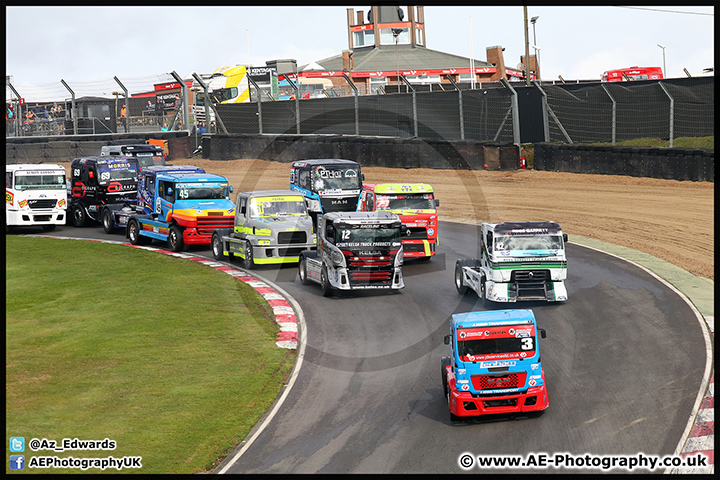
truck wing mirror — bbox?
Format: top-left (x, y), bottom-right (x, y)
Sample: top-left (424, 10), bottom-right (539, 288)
top-left (229, 186), bottom-right (233, 193)
top-left (401, 224), bottom-right (409, 235)
top-left (563, 233), bottom-right (568, 242)
top-left (539, 328), bottom-right (546, 338)
top-left (435, 199), bottom-right (440, 207)
top-left (443, 334), bottom-right (450, 345)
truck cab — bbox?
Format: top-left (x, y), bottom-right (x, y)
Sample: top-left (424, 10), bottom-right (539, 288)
top-left (455, 221), bottom-right (569, 303)
top-left (127, 166), bottom-right (234, 252)
top-left (442, 309), bottom-right (548, 421)
top-left (211, 190), bottom-right (315, 268)
top-left (298, 211), bottom-right (404, 296)
top-left (290, 159), bottom-right (364, 227)
top-left (68, 156), bottom-right (139, 227)
top-left (360, 183), bottom-right (439, 259)
top-left (6, 163), bottom-right (67, 232)
top-left (100, 144), bottom-right (166, 172)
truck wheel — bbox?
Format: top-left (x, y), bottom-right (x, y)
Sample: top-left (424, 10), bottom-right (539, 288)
top-left (454, 261), bottom-right (468, 294)
top-left (70, 204), bottom-right (87, 227)
top-left (320, 266), bottom-right (333, 297)
top-left (42, 224), bottom-right (56, 232)
top-left (298, 255), bottom-right (311, 285)
top-left (168, 225), bottom-right (184, 252)
top-left (101, 209), bottom-right (115, 233)
top-left (211, 232), bottom-right (225, 260)
top-left (128, 219), bottom-right (149, 245)
top-left (441, 357), bottom-right (450, 397)
top-left (244, 241), bottom-right (255, 269)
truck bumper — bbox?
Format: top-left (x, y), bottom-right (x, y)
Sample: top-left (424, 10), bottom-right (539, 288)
top-left (449, 384), bottom-right (549, 417)
top-left (402, 239), bottom-right (436, 258)
top-left (182, 228), bottom-right (212, 246)
top-left (247, 242), bottom-right (316, 265)
top-left (486, 280), bottom-right (568, 302)
top-left (6, 209), bottom-right (66, 227)
top-left (329, 266), bottom-right (404, 290)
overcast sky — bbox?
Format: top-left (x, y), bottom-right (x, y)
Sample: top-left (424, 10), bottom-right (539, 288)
top-left (6, 5), bottom-right (715, 102)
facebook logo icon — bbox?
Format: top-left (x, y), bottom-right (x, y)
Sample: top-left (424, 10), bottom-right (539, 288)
top-left (10, 455), bottom-right (25, 470)
top-left (9, 437), bottom-right (25, 452)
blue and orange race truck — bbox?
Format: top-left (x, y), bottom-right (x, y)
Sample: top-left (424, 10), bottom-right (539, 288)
top-left (359, 183), bottom-right (439, 260)
top-left (442, 309), bottom-right (548, 421)
top-left (126, 165), bottom-right (235, 252)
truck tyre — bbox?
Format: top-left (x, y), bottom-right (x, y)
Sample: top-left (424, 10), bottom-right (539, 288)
top-left (128, 219), bottom-right (149, 245)
top-left (70, 203), bottom-right (87, 227)
top-left (320, 266), bottom-right (333, 297)
top-left (298, 255), bottom-right (311, 285)
top-left (244, 241), bottom-right (255, 269)
top-left (454, 261), bottom-right (468, 294)
top-left (441, 357), bottom-right (451, 397)
top-left (101, 208), bottom-right (115, 233)
top-left (211, 232), bottom-right (225, 260)
top-left (42, 224), bottom-right (56, 232)
top-left (168, 225), bottom-right (184, 252)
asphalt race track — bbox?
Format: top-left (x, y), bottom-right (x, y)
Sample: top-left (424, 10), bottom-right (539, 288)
top-left (19, 220), bottom-right (707, 474)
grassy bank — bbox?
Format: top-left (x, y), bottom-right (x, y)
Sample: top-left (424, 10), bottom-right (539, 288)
top-left (5, 236), bottom-right (295, 474)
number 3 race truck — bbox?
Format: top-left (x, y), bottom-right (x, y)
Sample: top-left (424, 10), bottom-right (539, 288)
top-left (359, 183), bottom-right (439, 260)
top-left (6, 163), bottom-right (67, 232)
top-left (126, 165), bottom-right (235, 252)
top-left (211, 190), bottom-right (316, 268)
top-left (442, 309), bottom-right (548, 421)
top-left (455, 221), bottom-right (569, 303)
top-left (298, 211), bottom-right (405, 296)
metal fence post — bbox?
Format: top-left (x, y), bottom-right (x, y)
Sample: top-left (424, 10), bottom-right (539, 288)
top-left (532, 80), bottom-right (550, 142)
top-left (499, 77), bottom-right (521, 147)
top-left (171, 71), bottom-right (189, 131)
top-left (399, 75), bottom-right (418, 137)
top-left (113, 76), bottom-right (129, 133)
top-left (7, 82), bottom-right (22, 136)
top-left (60, 79), bottom-right (77, 135)
top-left (247, 75), bottom-right (264, 134)
top-left (284, 74), bottom-right (301, 134)
top-left (446, 75), bottom-right (465, 140)
top-left (342, 73), bottom-right (359, 135)
top-left (601, 84), bottom-right (617, 145)
top-left (658, 81), bottom-right (675, 147)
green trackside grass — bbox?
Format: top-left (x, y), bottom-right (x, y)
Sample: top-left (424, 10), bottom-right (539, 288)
top-left (5, 236), bottom-right (296, 474)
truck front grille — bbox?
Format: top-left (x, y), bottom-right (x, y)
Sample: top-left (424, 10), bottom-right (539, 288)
top-left (404, 227), bottom-right (429, 239)
top-left (278, 231), bottom-right (307, 244)
top-left (512, 270), bottom-right (550, 283)
top-left (471, 372), bottom-right (527, 391)
top-left (349, 270), bottom-right (393, 285)
top-left (28, 199), bottom-right (57, 209)
top-left (320, 197), bottom-right (357, 213)
top-left (196, 216), bottom-right (233, 235)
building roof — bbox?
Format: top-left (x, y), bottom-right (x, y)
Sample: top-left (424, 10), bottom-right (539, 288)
top-left (304, 44), bottom-right (495, 74)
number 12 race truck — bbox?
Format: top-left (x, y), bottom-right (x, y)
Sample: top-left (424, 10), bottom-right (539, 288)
top-left (211, 190), bottom-right (316, 268)
top-left (359, 183), bottom-right (439, 260)
top-left (6, 164), bottom-right (67, 232)
top-left (455, 221), bottom-right (569, 303)
top-left (298, 211), bottom-right (404, 296)
top-left (442, 309), bottom-right (548, 421)
top-left (126, 165), bottom-right (235, 252)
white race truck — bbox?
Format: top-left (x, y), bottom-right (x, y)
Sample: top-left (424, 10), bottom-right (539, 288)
top-left (455, 221), bottom-right (568, 303)
top-left (6, 164), bottom-right (67, 232)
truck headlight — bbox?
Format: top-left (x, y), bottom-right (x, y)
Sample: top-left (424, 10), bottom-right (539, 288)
top-left (394, 247), bottom-right (404, 266)
top-left (331, 250), bottom-right (345, 267)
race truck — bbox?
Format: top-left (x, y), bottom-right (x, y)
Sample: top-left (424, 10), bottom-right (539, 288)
top-left (67, 156), bottom-right (139, 229)
top-left (297, 211), bottom-right (405, 296)
top-left (290, 159), bottom-right (364, 228)
top-left (441, 309), bottom-right (548, 421)
top-left (6, 163), bottom-right (67, 232)
top-left (100, 144), bottom-right (166, 172)
top-left (211, 190), bottom-right (315, 268)
top-left (126, 165), bottom-right (235, 252)
top-left (359, 183), bottom-right (439, 260)
top-left (455, 221), bottom-right (569, 303)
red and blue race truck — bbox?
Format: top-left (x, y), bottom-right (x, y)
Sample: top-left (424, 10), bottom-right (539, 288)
top-left (359, 183), bottom-right (439, 260)
top-left (126, 165), bottom-right (235, 252)
top-left (442, 309), bottom-right (548, 421)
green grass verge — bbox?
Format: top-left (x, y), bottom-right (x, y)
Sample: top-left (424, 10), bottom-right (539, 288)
top-left (5, 236), bottom-right (296, 474)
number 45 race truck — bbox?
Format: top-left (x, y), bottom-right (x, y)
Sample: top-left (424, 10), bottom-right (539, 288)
top-left (442, 309), bottom-right (548, 421)
top-left (455, 221), bottom-right (569, 303)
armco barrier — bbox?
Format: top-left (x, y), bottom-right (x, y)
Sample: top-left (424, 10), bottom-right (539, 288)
top-left (534, 143), bottom-right (714, 182)
top-left (202, 133), bottom-right (520, 170)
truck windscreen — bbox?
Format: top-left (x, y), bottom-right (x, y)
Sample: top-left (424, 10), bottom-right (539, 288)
top-left (14, 173), bottom-right (66, 190)
top-left (312, 167), bottom-right (361, 191)
top-left (376, 193), bottom-right (435, 210)
top-left (176, 184), bottom-right (228, 200)
top-left (335, 226), bottom-right (400, 246)
top-left (97, 165), bottom-right (137, 185)
top-left (456, 325), bottom-right (537, 361)
top-left (494, 235), bottom-right (563, 252)
top-left (250, 197), bottom-right (307, 217)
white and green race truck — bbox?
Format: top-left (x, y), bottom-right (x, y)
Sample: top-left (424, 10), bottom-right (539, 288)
top-left (455, 221), bottom-right (568, 303)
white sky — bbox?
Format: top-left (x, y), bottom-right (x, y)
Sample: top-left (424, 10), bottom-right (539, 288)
top-left (6, 5), bottom-right (715, 102)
